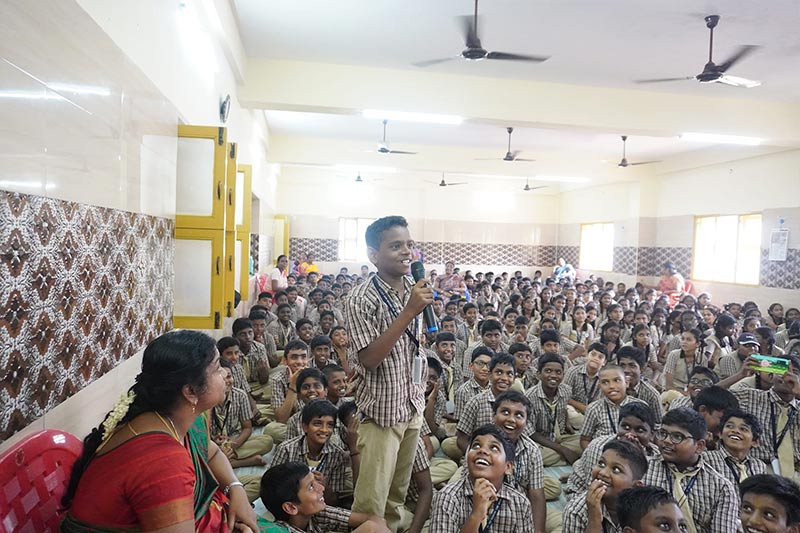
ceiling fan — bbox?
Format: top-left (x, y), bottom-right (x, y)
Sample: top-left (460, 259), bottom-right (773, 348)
top-left (522, 178), bottom-right (547, 191)
top-left (635, 15), bottom-right (760, 88)
top-left (617, 136), bottom-right (661, 168)
top-left (475, 127), bottom-right (535, 162)
top-left (413, 0), bottom-right (550, 68)
top-left (374, 120), bottom-right (417, 155)
top-left (353, 173), bottom-right (383, 183)
top-left (427, 173), bottom-right (468, 187)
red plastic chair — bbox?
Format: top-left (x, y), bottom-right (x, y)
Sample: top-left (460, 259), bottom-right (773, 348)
top-left (0, 430), bottom-right (83, 532)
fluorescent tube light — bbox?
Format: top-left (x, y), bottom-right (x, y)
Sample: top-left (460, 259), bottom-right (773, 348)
top-left (362, 109), bottom-right (463, 125)
top-left (534, 175), bottom-right (590, 184)
top-left (680, 132), bottom-right (763, 146)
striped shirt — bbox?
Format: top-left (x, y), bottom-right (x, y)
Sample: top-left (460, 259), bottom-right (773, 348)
top-left (430, 476), bottom-right (534, 533)
top-left (344, 274), bottom-right (425, 427)
top-left (266, 320), bottom-right (297, 350)
top-left (462, 339), bottom-right (509, 376)
top-left (702, 446), bottom-right (768, 487)
top-left (270, 435), bottom-right (348, 496)
top-left (278, 506), bottom-right (351, 533)
top-left (271, 366), bottom-right (291, 410)
top-left (210, 387), bottom-right (252, 439)
top-left (242, 340), bottom-right (270, 383)
top-left (641, 457), bottom-right (740, 533)
top-left (563, 492), bottom-right (622, 533)
top-left (730, 388), bottom-right (800, 465)
top-left (581, 396), bottom-right (647, 440)
top-left (229, 362), bottom-right (251, 393)
top-left (406, 437), bottom-right (432, 504)
top-left (525, 383), bottom-right (572, 439)
top-left (506, 434), bottom-right (544, 492)
top-left (628, 380), bottom-right (663, 424)
top-left (717, 353), bottom-right (746, 380)
top-left (457, 390), bottom-right (502, 437)
top-left (454, 378), bottom-right (490, 420)
top-left (562, 364), bottom-right (601, 407)
top-left (667, 394), bottom-right (694, 411)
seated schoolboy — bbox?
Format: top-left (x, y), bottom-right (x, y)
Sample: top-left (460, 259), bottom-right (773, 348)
top-left (702, 408), bottom-right (767, 487)
top-left (284, 368), bottom-right (330, 441)
top-left (491, 391), bottom-right (559, 533)
top-left (509, 342), bottom-right (537, 391)
top-left (567, 402), bottom-right (658, 499)
top-left (581, 365), bottom-right (647, 449)
top-left (430, 425), bottom-right (534, 533)
top-left (618, 346), bottom-right (663, 424)
top-left (434, 332), bottom-right (464, 410)
top-left (440, 315), bottom-right (468, 362)
top-left (525, 353), bottom-right (582, 466)
top-left (267, 303), bottom-right (297, 350)
top-left (667, 367), bottom-right (718, 412)
top-left (616, 486), bottom-right (687, 533)
top-left (260, 462), bottom-right (388, 533)
top-left (563, 439), bottom-right (648, 533)
top-left (457, 353), bottom-right (519, 456)
top-left (563, 343), bottom-right (608, 416)
top-left (218, 336), bottom-right (271, 424)
top-left (740, 474), bottom-right (800, 533)
top-left (270, 400), bottom-right (349, 507)
top-left (263, 339), bottom-right (310, 444)
top-left (249, 309), bottom-right (280, 369)
top-left (444, 347), bottom-right (493, 462)
top-left (295, 318), bottom-right (316, 348)
top-left (320, 364), bottom-right (348, 407)
top-left (641, 408), bottom-right (740, 533)
top-left (717, 332), bottom-right (761, 379)
top-left (233, 317), bottom-right (270, 395)
top-left (462, 320), bottom-right (508, 376)
top-left (309, 335), bottom-right (336, 369)
top-left (315, 310), bottom-right (336, 337)
top-left (424, 357), bottom-right (449, 442)
top-left (689, 385), bottom-right (739, 451)
top-left (722, 354), bottom-right (800, 478)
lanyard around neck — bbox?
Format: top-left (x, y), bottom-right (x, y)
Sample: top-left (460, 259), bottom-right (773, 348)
top-left (372, 276), bottom-right (419, 348)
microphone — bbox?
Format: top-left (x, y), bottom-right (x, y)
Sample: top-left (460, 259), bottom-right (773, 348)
top-left (410, 261), bottom-right (439, 334)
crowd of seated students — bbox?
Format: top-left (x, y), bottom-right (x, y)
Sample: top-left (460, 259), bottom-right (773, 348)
top-left (59, 262), bottom-right (800, 533)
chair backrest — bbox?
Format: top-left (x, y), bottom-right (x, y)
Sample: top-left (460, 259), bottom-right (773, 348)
top-left (0, 430), bottom-right (83, 533)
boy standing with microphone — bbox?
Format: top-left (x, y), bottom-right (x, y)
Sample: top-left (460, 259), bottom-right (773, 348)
top-left (345, 216), bottom-right (432, 532)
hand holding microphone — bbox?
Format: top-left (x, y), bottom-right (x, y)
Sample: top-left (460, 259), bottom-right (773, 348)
top-left (410, 261), bottom-right (438, 334)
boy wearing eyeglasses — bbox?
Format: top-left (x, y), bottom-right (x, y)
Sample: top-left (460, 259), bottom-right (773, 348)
top-left (641, 408), bottom-right (739, 533)
top-left (667, 367), bottom-right (718, 412)
top-left (702, 408), bottom-right (767, 489)
top-left (443, 347), bottom-right (493, 463)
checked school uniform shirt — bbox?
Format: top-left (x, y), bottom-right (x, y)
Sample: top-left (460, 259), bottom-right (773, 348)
top-left (581, 395), bottom-right (647, 441)
top-left (270, 435), bottom-right (348, 497)
top-left (345, 274), bottom-right (425, 427)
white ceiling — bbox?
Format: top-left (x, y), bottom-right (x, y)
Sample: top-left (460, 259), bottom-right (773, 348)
top-left (233, 0), bottom-right (800, 102)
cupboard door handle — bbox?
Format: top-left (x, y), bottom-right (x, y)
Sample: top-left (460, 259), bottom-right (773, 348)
top-left (217, 182), bottom-right (222, 199)
top-left (228, 255), bottom-right (233, 271)
top-left (228, 188), bottom-right (233, 206)
top-left (216, 256), bottom-right (221, 275)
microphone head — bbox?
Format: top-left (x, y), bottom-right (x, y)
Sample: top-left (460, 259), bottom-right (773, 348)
top-left (410, 261), bottom-right (426, 281)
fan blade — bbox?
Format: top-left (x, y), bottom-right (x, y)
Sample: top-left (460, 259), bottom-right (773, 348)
top-left (446, 182), bottom-right (469, 186)
top-left (512, 158), bottom-right (536, 162)
top-left (486, 51), bottom-right (549, 62)
top-left (634, 76), bottom-right (695, 84)
top-left (387, 150), bottom-right (418, 155)
top-left (629, 160), bottom-right (662, 166)
top-left (716, 75), bottom-right (761, 88)
top-left (524, 186), bottom-right (547, 191)
top-left (458, 14), bottom-right (481, 49)
top-left (717, 45), bottom-right (759, 72)
top-left (413, 56), bottom-right (459, 68)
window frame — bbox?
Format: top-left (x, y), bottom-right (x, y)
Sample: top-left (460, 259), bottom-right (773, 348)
top-left (579, 221), bottom-right (615, 272)
top-left (338, 217), bottom-right (376, 263)
top-left (691, 212), bottom-right (762, 286)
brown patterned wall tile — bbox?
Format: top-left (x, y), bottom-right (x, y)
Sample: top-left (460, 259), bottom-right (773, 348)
top-left (0, 190), bottom-right (173, 442)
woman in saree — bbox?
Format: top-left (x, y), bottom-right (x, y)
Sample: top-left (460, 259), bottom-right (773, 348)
top-left (657, 261), bottom-right (685, 295)
top-left (60, 330), bottom-right (259, 532)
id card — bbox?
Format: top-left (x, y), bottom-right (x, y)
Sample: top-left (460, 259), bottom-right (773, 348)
top-left (772, 457), bottom-right (782, 475)
top-left (446, 400), bottom-right (455, 414)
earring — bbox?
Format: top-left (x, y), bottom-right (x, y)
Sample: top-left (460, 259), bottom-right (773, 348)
top-left (192, 403), bottom-right (196, 414)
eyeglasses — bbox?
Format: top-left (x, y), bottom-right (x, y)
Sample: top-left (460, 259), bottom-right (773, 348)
top-left (472, 361), bottom-right (490, 368)
top-left (655, 429), bottom-right (695, 444)
top-left (688, 378), bottom-right (714, 387)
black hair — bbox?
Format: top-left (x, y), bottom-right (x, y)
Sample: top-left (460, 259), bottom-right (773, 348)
top-left (587, 342), bottom-right (609, 357)
top-left (740, 474), bottom-right (800, 525)
top-left (713, 314), bottom-right (737, 342)
top-left (602, 439), bottom-right (648, 480)
top-left (463, 302), bottom-right (478, 313)
top-left (539, 329), bottom-right (560, 346)
top-left (426, 356), bottom-right (443, 377)
top-left (301, 399), bottom-right (338, 425)
top-left (319, 310), bottom-right (335, 321)
top-left (617, 486), bottom-right (679, 529)
top-left (755, 326), bottom-right (776, 353)
top-left (296, 367), bottom-right (327, 390)
top-left (258, 291), bottom-right (273, 300)
top-left (320, 364), bottom-right (345, 378)
top-left (661, 407), bottom-right (708, 441)
top-left (508, 342), bottom-right (532, 355)
top-left (248, 310), bottom-right (268, 322)
top-left (692, 386), bottom-right (738, 414)
top-left (471, 346), bottom-right (495, 362)
top-left (284, 339), bottom-right (309, 355)
top-left (619, 402), bottom-right (656, 431)
top-left (503, 307), bottom-right (519, 318)
top-left (310, 335), bottom-right (332, 349)
top-left (217, 336), bottom-right (240, 353)
top-left (232, 317), bottom-right (253, 334)
top-left (436, 332), bottom-right (456, 344)
top-left (489, 353), bottom-right (516, 371)
top-left (337, 401), bottom-right (358, 426)
top-left (689, 365), bottom-right (719, 383)
top-left (296, 318), bottom-right (313, 330)
top-left (276, 302), bottom-right (291, 313)
top-left (600, 320), bottom-right (622, 359)
top-left (260, 462), bottom-right (311, 520)
top-left (62, 330), bottom-right (217, 508)
top-left (537, 352), bottom-right (563, 372)
top-left (514, 315), bottom-right (529, 326)
top-left (618, 346), bottom-right (646, 368)
top-left (470, 424), bottom-right (516, 463)
top-left (480, 319), bottom-right (502, 335)
top-left (441, 315), bottom-right (457, 324)
top-left (721, 408), bottom-right (762, 442)
top-left (492, 390), bottom-right (531, 417)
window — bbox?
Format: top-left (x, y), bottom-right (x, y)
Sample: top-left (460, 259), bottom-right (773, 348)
top-left (339, 217), bottom-right (375, 262)
top-left (579, 223), bottom-right (614, 272)
top-left (693, 214), bottom-right (761, 284)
